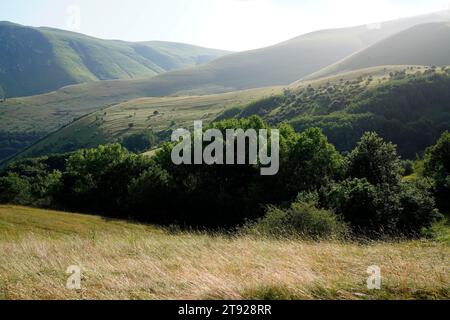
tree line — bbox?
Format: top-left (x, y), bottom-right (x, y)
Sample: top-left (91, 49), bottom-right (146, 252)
top-left (0, 116), bottom-right (448, 238)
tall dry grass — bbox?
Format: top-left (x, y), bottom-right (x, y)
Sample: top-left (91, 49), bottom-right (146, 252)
top-left (0, 206), bottom-right (448, 300)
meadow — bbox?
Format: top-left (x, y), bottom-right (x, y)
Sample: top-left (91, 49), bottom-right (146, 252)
top-left (0, 205), bottom-right (448, 300)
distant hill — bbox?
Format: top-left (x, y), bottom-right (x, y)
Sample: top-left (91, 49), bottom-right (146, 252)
top-left (307, 22), bottom-right (450, 79)
top-left (2, 11), bottom-right (450, 98)
top-left (108, 11), bottom-right (450, 94)
top-left (0, 21), bottom-right (230, 98)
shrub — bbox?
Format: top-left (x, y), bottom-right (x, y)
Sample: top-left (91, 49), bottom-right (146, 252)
top-left (346, 132), bottom-right (402, 185)
top-left (424, 131), bottom-right (450, 212)
top-left (396, 180), bottom-right (442, 235)
top-left (324, 178), bottom-right (387, 233)
top-left (324, 178), bottom-right (441, 235)
top-left (402, 160), bottom-right (414, 176)
top-left (0, 173), bottom-right (31, 204)
top-left (248, 200), bottom-right (349, 239)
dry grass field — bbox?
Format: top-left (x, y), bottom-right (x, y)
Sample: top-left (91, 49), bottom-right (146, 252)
top-left (0, 205), bottom-right (448, 300)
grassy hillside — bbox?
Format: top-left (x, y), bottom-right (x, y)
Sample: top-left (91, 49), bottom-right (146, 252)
top-left (0, 21), bottom-right (230, 98)
top-left (308, 22), bottom-right (450, 79)
top-left (0, 205), bottom-right (448, 300)
top-left (4, 86), bottom-right (281, 161)
top-left (3, 66), bottom-right (417, 161)
top-left (231, 66), bottom-right (450, 158)
top-left (129, 11), bottom-right (450, 92)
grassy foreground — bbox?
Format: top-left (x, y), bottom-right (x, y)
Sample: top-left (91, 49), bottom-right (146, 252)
top-left (0, 205), bottom-right (448, 300)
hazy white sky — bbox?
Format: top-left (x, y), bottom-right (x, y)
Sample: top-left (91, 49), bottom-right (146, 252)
top-left (1, 0), bottom-right (450, 51)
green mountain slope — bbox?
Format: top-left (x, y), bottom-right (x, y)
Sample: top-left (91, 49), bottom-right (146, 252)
top-left (0, 22), bottom-right (230, 98)
top-left (234, 66), bottom-right (450, 158)
top-left (1, 66), bottom-right (420, 161)
top-left (5, 86), bottom-right (282, 161)
top-left (307, 22), bottom-right (450, 79)
top-left (2, 11), bottom-right (449, 99)
top-left (108, 11), bottom-right (450, 94)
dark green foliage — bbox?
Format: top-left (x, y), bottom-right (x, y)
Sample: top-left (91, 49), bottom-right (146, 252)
top-left (0, 173), bottom-right (31, 204)
top-left (0, 155), bottom-right (66, 206)
top-left (56, 144), bottom-right (150, 214)
top-left (396, 180), bottom-right (442, 234)
top-left (402, 160), bottom-right (415, 176)
top-left (236, 72), bottom-right (450, 158)
top-left (323, 178), bottom-right (440, 235)
top-left (121, 130), bottom-right (157, 153)
top-left (249, 200), bottom-right (349, 239)
top-left (276, 127), bottom-right (343, 199)
top-left (424, 131), bottom-right (450, 212)
top-left (127, 164), bottom-right (174, 223)
top-left (320, 132), bottom-right (441, 234)
top-left (346, 132), bottom-right (402, 185)
top-left (0, 117), bottom-right (443, 237)
top-left (324, 178), bottom-right (390, 232)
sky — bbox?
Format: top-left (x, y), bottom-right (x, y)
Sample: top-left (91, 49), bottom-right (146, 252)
top-left (1, 0), bottom-right (450, 51)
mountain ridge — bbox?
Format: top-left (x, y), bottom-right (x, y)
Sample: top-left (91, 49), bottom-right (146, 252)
top-left (306, 22), bottom-right (450, 79)
top-left (0, 21), bottom-right (230, 98)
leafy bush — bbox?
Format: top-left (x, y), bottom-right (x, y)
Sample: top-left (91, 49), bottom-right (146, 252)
top-left (324, 178), bottom-right (440, 235)
top-left (56, 144), bottom-right (150, 214)
top-left (402, 160), bottom-right (414, 176)
top-left (424, 131), bottom-right (450, 212)
top-left (248, 201), bottom-right (349, 239)
top-left (121, 130), bottom-right (157, 153)
top-left (324, 178), bottom-right (388, 232)
top-left (127, 164), bottom-right (174, 223)
top-left (0, 173), bottom-right (32, 204)
top-left (396, 180), bottom-right (442, 234)
top-left (346, 132), bottom-right (402, 185)
top-left (273, 127), bottom-right (343, 202)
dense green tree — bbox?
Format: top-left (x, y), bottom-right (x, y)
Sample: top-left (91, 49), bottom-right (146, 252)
top-left (324, 177), bottom-right (440, 235)
top-left (281, 128), bottom-right (343, 194)
top-left (396, 180), bottom-right (441, 234)
top-left (0, 173), bottom-right (31, 204)
top-left (324, 178), bottom-right (388, 232)
top-left (127, 163), bottom-right (174, 223)
top-left (346, 132), bottom-right (402, 185)
top-left (424, 131), bottom-right (450, 212)
top-left (57, 144), bottom-right (150, 213)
